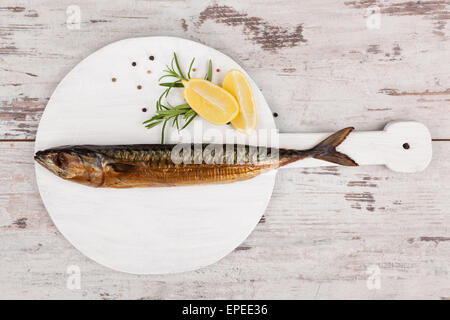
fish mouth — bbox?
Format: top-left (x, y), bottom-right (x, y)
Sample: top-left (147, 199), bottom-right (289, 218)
top-left (34, 150), bottom-right (64, 175)
top-left (34, 151), bottom-right (55, 174)
top-left (34, 151), bottom-right (47, 168)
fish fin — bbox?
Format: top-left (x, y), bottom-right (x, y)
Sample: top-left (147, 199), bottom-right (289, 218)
top-left (108, 163), bottom-right (136, 173)
top-left (310, 127), bottom-right (358, 166)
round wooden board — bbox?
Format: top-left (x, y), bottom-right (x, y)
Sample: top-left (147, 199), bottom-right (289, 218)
top-left (34, 37), bottom-right (277, 274)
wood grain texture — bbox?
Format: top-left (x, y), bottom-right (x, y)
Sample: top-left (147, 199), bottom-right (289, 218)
top-left (0, 0), bottom-right (449, 299)
top-left (0, 0), bottom-right (450, 139)
top-left (0, 141), bottom-right (449, 299)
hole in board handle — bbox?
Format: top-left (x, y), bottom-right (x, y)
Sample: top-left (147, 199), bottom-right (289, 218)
top-left (403, 143), bottom-right (410, 150)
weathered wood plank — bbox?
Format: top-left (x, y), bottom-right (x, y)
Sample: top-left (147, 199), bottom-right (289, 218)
top-left (0, 141), bottom-right (448, 299)
top-left (0, 0), bottom-right (449, 139)
top-left (1, 0), bottom-right (449, 300)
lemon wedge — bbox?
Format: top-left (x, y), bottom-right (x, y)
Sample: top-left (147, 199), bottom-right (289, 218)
top-left (182, 79), bottom-right (239, 125)
top-left (222, 69), bottom-right (257, 135)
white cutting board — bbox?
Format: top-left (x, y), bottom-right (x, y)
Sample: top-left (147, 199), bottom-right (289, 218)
top-left (35, 37), bottom-right (278, 274)
top-left (35, 37), bottom-right (432, 274)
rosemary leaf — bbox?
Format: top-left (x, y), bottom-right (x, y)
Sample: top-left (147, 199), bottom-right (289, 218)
top-left (173, 103), bottom-right (190, 110)
top-left (160, 119), bottom-right (168, 144)
top-left (159, 82), bottom-right (184, 88)
top-left (173, 53), bottom-right (186, 80)
top-left (175, 115), bottom-right (180, 130)
top-left (144, 120), bottom-right (163, 129)
top-left (206, 59), bottom-right (213, 81)
top-left (158, 74), bottom-right (179, 82)
top-left (181, 113), bottom-right (197, 130)
top-left (187, 57), bottom-right (195, 79)
top-left (157, 109), bottom-right (189, 116)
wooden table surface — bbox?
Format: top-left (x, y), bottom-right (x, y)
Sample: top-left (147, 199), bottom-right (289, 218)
top-left (1, 0), bottom-right (449, 299)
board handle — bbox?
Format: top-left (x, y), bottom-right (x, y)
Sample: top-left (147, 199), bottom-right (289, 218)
top-left (279, 121), bottom-right (432, 173)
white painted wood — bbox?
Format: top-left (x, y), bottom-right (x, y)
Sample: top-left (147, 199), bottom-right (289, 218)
top-left (279, 121), bottom-right (432, 173)
top-left (2, 0), bottom-right (450, 140)
top-left (1, 0), bottom-right (449, 299)
top-left (34, 36), bottom-right (277, 274)
top-left (33, 37), bottom-right (434, 278)
top-left (34, 36), bottom-right (432, 275)
top-left (1, 141), bottom-right (449, 299)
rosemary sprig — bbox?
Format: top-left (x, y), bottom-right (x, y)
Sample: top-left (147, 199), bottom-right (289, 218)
top-left (143, 52), bottom-right (212, 143)
top-left (143, 103), bottom-right (196, 143)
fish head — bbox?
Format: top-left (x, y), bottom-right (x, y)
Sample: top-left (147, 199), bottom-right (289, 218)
top-left (34, 147), bottom-right (104, 187)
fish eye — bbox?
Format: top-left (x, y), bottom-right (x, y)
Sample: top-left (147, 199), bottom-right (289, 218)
top-left (54, 154), bottom-right (66, 168)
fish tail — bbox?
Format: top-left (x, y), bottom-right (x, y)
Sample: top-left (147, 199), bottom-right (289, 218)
top-left (308, 127), bottom-right (358, 166)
